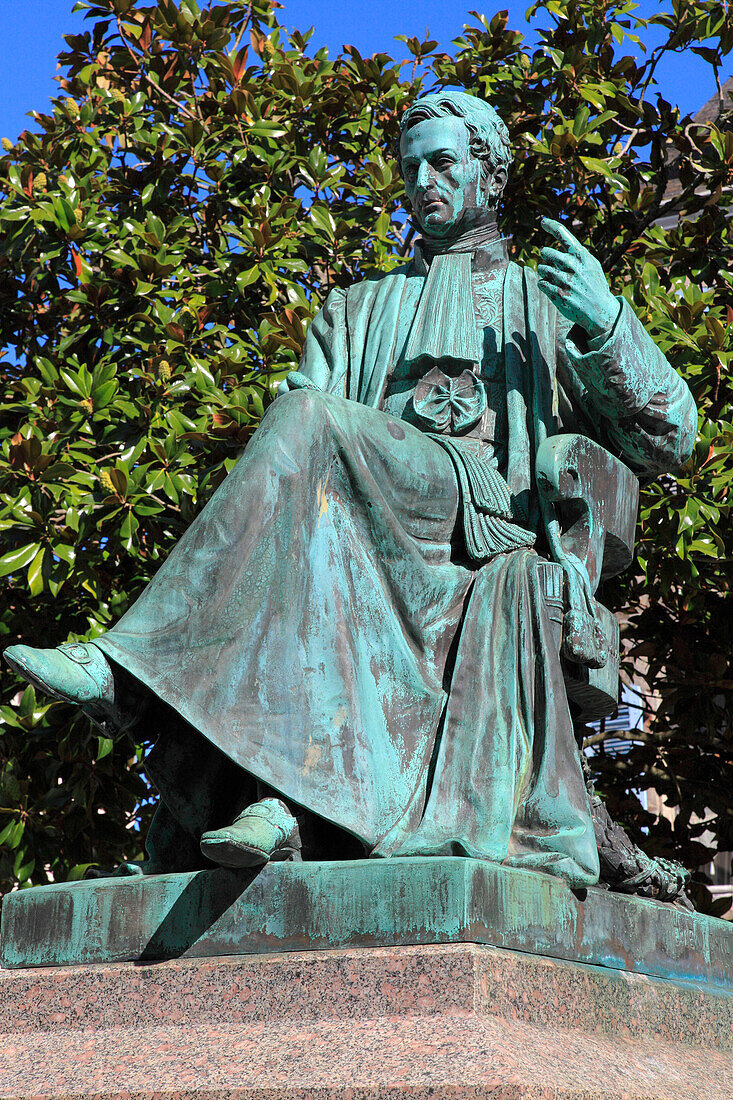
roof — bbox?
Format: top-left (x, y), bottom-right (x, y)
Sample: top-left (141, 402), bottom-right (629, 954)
top-left (659, 74), bottom-right (733, 210)
top-left (692, 75), bottom-right (733, 127)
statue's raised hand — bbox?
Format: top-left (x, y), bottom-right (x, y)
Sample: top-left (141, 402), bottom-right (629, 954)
top-left (538, 217), bottom-right (620, 340)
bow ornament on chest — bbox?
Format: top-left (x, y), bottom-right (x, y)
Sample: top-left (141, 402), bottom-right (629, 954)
top-left (413, 366), bottom-right (487, 434)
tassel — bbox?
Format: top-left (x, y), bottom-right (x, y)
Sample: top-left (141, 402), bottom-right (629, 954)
top-left (461, 450), bottom-right (513, 517)
top-left (434, 436), bottom-right (536, 561)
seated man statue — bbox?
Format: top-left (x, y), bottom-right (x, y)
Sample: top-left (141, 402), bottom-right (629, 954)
top-left (4, 91), bottom-right (696, 889)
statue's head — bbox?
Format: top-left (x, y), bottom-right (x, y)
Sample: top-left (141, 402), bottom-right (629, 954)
top-left (397, 90), bottom-right (511, 240)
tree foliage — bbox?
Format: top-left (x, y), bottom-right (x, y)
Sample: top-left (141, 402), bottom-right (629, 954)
top-left (0, 0), bottom-right (731, 910)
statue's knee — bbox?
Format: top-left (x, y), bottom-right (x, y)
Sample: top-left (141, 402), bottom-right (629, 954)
top-left (271, 387), bottom-right (334, 442)
top-left (278, 386), bottom-right (330, 414)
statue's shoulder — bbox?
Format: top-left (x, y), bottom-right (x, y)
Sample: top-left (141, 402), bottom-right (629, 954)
top-left (342, 262), bottom-right (413, 307)
top-left (313, 263), bottom-right (412, 333)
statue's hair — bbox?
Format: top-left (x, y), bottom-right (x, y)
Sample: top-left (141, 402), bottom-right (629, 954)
top-left (396, 90), bottom-right (511, 180)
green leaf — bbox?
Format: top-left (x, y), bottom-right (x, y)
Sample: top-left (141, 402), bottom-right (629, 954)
top-left (0, 543), bottom-right (41, 578)
top-left (310, 204), bottom-right (336, 237)
top-left (27, 548), bottom-right (46, 595)
top-left (248, 120), bottom-right (288, 139)
top-left (53, 543), bottom-right (77, 566)
top-left (97, 736), bottom-right (114, 761)
top-left (67, 863), bottom-right (97, 882)
top-left (579, 156), bottom-right (625, 187)
top-left (642, 262), bottom-right (660, 297)
top-left (18, 686), bottom-right (36, 717)
top-left (578, 87), bottom-right (606, 109)
top-left (3, 820), bottom-right (25, 850)
top-left (236, 266), bottom-right (260, 290)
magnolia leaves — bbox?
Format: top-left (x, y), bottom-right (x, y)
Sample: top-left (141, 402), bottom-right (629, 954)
top-left (0, 0), bottom-right (731, 908)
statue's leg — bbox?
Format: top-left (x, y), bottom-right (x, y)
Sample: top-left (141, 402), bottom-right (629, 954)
top-left (87, 388), bottom-right (470, 851)
top-left (383, 548), bottom-right (600, 889)
top-left (142, 801), bottom-right (204, 873)
top-left (8, 390), bottom-right (471, 866)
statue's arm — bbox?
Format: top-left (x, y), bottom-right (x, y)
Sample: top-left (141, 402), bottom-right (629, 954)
top-left (556, 301), bottom-right (697, 477)
top-left (278, 286), bottom-right (348, 396)
top-left (536, 217), bottom-right (696, 477)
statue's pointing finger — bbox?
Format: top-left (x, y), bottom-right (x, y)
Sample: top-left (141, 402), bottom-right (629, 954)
top-left (538, 216), bottom-right (621, 340)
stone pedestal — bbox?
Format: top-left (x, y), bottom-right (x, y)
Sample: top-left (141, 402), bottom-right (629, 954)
top-left (2, 860), bottom-right (732, 1098)
top-left (3, 858), bottom-right (733, 991)
top-left (1, 942), bottom-right (732, 1099)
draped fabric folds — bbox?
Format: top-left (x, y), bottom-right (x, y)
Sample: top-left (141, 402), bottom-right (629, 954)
top-left (96, 389), bottom-right (599, 886)
top-left (93, 249), bottom-right (695, 891)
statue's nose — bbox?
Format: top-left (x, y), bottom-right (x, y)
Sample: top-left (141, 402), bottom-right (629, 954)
top-left (415, 161), bottom-right (431, 191)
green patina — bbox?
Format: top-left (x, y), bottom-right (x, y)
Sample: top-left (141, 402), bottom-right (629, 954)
top-left (3, 92), bottom-right (697, 939)
top-left (3, 859), bottom-right (732, 997)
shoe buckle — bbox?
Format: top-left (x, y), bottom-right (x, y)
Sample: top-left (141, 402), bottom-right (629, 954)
top-left (236, 800), bottom-right (295, 843)
top-left (58, 643), bottom-right (94, 665)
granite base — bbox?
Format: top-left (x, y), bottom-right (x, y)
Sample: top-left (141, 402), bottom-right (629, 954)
top-left (1, 941), bottom-right (731, 1099)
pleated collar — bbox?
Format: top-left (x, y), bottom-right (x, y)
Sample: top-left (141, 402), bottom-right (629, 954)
top-left (412, 233), bottom-right (511, 276)
top-left (404, 232), bottom-right (511, 370)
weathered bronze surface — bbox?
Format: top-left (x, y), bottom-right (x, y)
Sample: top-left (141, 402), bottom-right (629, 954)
top-left (3, 91), bottom-right (697, 909)
top-left (2, 859), bottom-right (731, 991)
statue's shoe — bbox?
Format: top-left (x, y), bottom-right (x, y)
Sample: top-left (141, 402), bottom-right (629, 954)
top-left (200, 797), bottom-right (302, 868)
top-left (3, 642), bottom-right (115, 719)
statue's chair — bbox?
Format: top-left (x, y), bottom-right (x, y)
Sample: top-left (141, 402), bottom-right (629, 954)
top-left (535, 433), bottom-right (639, 724)
top-left (535, 435), bottom-right (690, 906)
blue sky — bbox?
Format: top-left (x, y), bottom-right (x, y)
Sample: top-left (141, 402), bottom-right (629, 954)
top-left (0, 0), bottom-right (724, 145)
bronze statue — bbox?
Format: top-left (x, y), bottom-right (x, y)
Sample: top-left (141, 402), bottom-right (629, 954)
top-left (4, 91), bottom-right (696, 896)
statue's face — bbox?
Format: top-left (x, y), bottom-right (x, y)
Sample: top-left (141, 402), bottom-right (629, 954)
top-left (400, 115), bottom-right (504, 239)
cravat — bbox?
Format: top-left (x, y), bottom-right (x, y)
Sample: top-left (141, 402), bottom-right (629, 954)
top-left (403, 224), bottom-right (500, 369)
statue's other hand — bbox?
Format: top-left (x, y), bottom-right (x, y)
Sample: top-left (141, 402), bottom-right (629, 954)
top-left (538, 217), bottom-right (620, 340)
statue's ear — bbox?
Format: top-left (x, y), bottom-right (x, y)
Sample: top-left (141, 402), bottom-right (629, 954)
top-left (489, 165), bottom-right (508, 198)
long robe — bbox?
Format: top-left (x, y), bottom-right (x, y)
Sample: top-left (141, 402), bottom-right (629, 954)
top-left (95, 257), bottom-right (696, 889)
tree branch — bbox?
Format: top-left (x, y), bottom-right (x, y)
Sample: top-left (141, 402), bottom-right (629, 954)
top-left (115, 16), bottom-right (206, 130)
